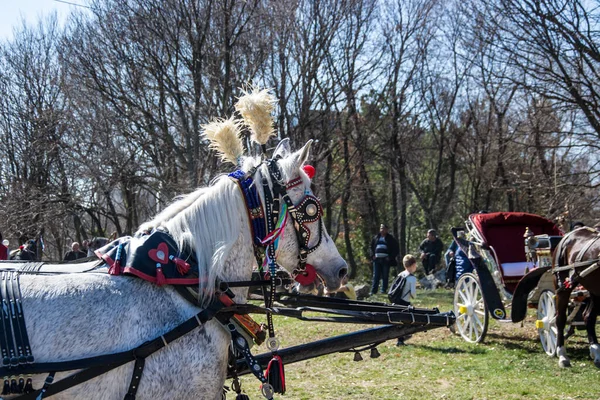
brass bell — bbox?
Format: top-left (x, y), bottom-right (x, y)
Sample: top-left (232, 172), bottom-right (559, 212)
top-left (353, 352), bottom-right (363, 362)
top-left (370, 347), bottom-right (381, 359)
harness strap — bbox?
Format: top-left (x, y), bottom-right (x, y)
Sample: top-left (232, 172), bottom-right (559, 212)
top-left (12, 273), bottom-right (34, 363)
top-left (9, 272), bottom-right (34, 364)
top-left (8, 300), bottom-right (228, 399)
top-left (575, 234), bottom-right (600, 263)
top-left (228, 323), bottom-right (273, 400)
top-left (553, 258), bottom-right (600, 272)
top-left (34, 372), bottom-right (55, 400)
top-left (0, 272), bottom-right (17, 366)
top-left (0, 273), bottom-right (10, 365)
top-left (123, 357), bottom-right (145, 400)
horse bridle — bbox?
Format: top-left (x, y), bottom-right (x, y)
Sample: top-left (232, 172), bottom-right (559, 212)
top-left (262, 157), bottom-right (324, 285)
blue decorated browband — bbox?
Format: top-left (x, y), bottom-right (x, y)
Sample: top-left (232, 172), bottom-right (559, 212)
top-left (229, 170), bottom-right (267, 247)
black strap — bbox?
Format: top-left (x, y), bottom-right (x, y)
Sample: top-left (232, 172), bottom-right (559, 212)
top-left (8, 272), bottom-right (33, 364)
top-left (9, 301), bottom-right (226, 399)
top-left (124, 357), bottom-right (145, 400)
top-left (0, 272), bottom-right (9, 365)
top-left (0, 272), bottom-right (17, 366)
top-left (18, 361), bottom-right (125, 400)
top-left (6, 271), bottom-right (24, 364)
top-left (35, 372), bottom-right (55, 400)
top-left (12, 273), bottom-right (34, 363)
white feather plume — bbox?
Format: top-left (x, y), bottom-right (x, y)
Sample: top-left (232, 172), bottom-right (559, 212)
top-left (235, 86), bottom-right (277, 145)
top-left (202, 117), bottom-right (244, 165)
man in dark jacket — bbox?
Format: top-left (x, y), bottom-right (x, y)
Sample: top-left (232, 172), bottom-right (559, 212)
top-left (419, 229), bottom-right (444, 275)
top-left (63, 242), bottom-right (87, 261)
top-left (370, 224), bottom-right (399, 295)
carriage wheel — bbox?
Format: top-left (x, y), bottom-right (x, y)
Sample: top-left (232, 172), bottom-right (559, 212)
top-left (454, 273), bottom-right (488, 343)
top-left (536, 290), bottom-right (558, 356)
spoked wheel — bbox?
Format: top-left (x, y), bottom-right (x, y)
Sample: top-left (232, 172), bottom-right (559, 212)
top-left (454, 273), bottom-right (488, 343)
top-left (536, 290), bottom-right (558, 356)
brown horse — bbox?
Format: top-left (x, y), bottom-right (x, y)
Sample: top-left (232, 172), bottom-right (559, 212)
top-left (553, 227), bottom-right (600, 368)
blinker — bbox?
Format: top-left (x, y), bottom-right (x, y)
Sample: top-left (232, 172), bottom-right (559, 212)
top-left (294, 195), bottom-right (322, 224)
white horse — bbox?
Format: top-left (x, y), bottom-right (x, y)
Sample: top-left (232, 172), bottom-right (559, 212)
top-left (12, 139), bottom-right (347, 399)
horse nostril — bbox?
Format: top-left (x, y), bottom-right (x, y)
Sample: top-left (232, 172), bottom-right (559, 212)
top-left (338, 268), bottom-right (348, 279)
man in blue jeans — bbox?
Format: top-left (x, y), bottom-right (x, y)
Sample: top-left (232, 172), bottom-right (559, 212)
top-left (370, 224), bottom-right (399, 295)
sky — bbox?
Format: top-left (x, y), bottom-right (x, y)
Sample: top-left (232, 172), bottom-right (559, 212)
top-left (0, 0), bottom-right (86, 40)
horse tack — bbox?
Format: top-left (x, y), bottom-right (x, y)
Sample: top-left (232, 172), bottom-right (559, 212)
top-left (0, 250), bottom-right (273, 399)
top-left (0, 270), bottom-right (35, 396)
top-left (0, 280), bottom-right (265, 400)
top-left (554, 230), bottom-right (600, 290)
top-left (0, 152), bottom-right (330, 399)
top-left (551, 226), bottom-right (600, 369)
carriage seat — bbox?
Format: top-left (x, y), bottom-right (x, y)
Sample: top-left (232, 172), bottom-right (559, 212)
top-left (500, 262), bottom-right (530, 277)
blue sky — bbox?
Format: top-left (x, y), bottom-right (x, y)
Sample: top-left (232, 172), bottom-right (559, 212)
top-left (0, 0), bottom-right (86, 40)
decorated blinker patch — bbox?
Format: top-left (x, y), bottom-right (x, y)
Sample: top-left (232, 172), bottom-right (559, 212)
top-left (149, 242), bottom-right (170, 264)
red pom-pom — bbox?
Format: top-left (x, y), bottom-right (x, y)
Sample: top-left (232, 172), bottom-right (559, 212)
top-left (302, 164), bottom-right (315, 179)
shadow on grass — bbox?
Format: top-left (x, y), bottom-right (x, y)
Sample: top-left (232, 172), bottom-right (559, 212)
top-left (410, 344), bottom-right (487, 355)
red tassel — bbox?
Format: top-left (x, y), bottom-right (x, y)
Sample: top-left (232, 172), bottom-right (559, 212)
top-left (264, 355), bottom-right (285, 394)
top-left (109, 259), bottom-right (121, 275)
top-left (155, 264), bottom-right (166, 286)
top-left (170, 255), bottom-right (191, 275)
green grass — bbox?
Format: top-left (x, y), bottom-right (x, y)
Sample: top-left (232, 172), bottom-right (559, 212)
top-left (227, 289), bottom-right (600, 400)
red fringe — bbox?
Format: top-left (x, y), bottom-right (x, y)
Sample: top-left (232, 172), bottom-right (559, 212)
top-left (155, 265), bottom-right (166, 286)
top-left (171, 256), bottom-right (191, 275)
top-left (109, 260), bottom-right (121, 275)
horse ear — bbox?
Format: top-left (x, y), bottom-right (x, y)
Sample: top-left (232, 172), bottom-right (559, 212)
top-left (296, 139), bottom-right (313, 167)
top-left (272, 138), bottom-right (291, 159)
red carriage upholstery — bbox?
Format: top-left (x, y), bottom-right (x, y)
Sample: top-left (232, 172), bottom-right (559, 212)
top-left (470, 212), bottom-right (562, 293)
top-left (471, 212), bottom-right (561, 264)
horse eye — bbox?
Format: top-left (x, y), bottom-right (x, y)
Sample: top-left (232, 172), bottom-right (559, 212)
top-left (306, 204), bottom-right (318, 217)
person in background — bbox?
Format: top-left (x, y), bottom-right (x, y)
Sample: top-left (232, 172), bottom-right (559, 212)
top-left (81, 240), bottom-right (90, 255)
top-left (370, 224), bottom-right (399, 295)
top-left (0, 232), bottom-right (8, 261)
top-left (571, 221), bottom-right (585, 231)
top-left (445, 232), bottom-right (472, 288)
top-left (396, 255), bottom-right (418, 346)
top-left (326, 274), bottom-right (357, 300)
top-left (10, 239), bottom-right (36, 261)
top-left (63, 242), bottom-right (87, 261)
top-left (444, 241), bottom-right (458, 289)
top-left (419, 229), bottom-right (444, 275)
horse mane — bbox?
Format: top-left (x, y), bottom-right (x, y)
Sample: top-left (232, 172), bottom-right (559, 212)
top-left (138, 143), bottom-right (307, 304)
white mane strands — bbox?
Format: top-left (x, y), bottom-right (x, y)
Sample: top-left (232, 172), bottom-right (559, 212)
top-left (202, 117), bottom-right (244, 165)
top-left (235, 87), bottom-right (277, 145)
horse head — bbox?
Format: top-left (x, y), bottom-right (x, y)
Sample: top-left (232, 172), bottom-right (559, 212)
top-left (139, 88), bottom-right (347, 300)
top-left (252, 138), bottom-right (347, 293)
